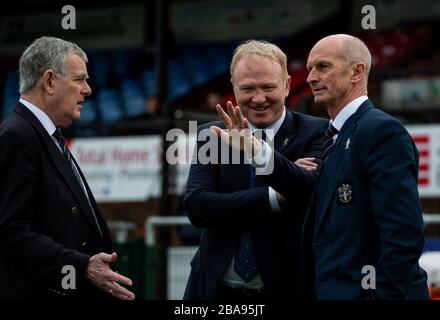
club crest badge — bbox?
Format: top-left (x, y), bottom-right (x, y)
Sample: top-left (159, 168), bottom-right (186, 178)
top-left (338, 183), bottom-right (353, 204)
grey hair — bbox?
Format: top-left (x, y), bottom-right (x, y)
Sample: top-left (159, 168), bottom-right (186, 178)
top-left (339, 35), bottom-right (372, 79)
top-left (19, 36), bottom-right (88, 94)
top-left (230, 39), bottom-right (288, 81)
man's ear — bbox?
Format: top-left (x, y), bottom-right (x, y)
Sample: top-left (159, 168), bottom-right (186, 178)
top-left (41, 70), bottom-right (56, 94)
top-left (285, 75), bottom-right (291, 96)
top-left (351, 62), bottom-right (365, 84)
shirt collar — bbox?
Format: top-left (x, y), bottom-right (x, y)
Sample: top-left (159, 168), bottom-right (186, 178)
top-left (19, 98), bottom-right (57, 136)
top-left (248, 106), bottom-right (286, 136)
top-left (330, 96), bottom-right (368, 132)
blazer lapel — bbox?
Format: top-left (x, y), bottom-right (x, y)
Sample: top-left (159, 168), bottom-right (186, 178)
top-left (14, 103), bottom-right (104, 236)
top-left (314, 126), bottom-right (351, 233)
top-left (70, 154), bottom-right (112, 241)
top-left (273, 110), bottom-right (296, 154)
top-left (315, 100), bottom-right (373, 233)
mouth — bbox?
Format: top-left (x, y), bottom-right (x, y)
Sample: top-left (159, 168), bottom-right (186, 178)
top-left (77, 101), bottom-right (83, 109)
top-left (250, 105), bottom-right (270, 113)
top-left (312, 88), bottom-right (326, 95)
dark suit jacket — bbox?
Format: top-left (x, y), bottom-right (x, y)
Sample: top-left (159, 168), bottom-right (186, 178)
top-left (301, 99), bottom-right (429, 300)
top-left (0, 102), bottom-right (113, 299)
top-left (183, 109), bottom-right (327, 300)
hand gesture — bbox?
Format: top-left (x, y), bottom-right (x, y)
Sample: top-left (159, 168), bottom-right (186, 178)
top-left (209, 101), bottom-right (262, 157)
top-left (86, 252), bottom-right (135, 300)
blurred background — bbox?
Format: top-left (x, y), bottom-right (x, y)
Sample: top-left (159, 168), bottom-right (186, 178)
top-left (2, 0), bottom-right (440, 299)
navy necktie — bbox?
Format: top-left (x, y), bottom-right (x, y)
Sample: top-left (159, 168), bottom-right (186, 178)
top-left (322, 123), bottom-right (339, 162)
top-left (233, 131), bottom-right (263, 282)
top-left (53, 129), bottom-right (103, 237)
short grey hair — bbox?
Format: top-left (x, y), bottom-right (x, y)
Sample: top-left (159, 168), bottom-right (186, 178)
top-left (19, 36), bottom-right (88, 94)
top-left (339, 35), bottom-right (371, 79)
top-left (230, 39), bottom-right (288, 81)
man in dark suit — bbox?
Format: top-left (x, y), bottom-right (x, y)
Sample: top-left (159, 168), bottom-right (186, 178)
top-left (183, 40), bottom-right (327, 300)
top-left (297, 34), bottom-right (427, 299)
top-left (0, 36), bottom-right (135, 300)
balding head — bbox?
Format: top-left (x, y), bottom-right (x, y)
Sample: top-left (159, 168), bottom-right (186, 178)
top-left (313, 34), bottom-right (371, 80)
top-left (306, 34), bottom-right (370, 117)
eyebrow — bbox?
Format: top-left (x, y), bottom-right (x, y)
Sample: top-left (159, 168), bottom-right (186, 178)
top-left (307, 59), bottom-right (333, 70)
top-left (238, 82), bottom-right (278, 88)
top-left (74, 73), bottom-right (89, 79)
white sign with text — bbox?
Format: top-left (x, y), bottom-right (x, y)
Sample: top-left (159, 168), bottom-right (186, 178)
top-left (70, 136), bottom-right (162, 202)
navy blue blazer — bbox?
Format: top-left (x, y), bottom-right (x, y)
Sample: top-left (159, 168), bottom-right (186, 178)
top-left (0, 102), bottom-right (113, 299)
top-left (183, 109), bottom-right (327, 299)
top-left (301, 99), bottom-right (428, 300)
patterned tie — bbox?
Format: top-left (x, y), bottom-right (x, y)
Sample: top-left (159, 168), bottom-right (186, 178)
top-left (322, 123), bottom-right (339, 162)
top-left (53, 129), bottom-right (103, 237)
top-left (233, 130), bottom-right (263, 283)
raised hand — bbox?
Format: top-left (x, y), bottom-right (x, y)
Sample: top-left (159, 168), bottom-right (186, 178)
top-left (209, 101), bottom-right (262, 157)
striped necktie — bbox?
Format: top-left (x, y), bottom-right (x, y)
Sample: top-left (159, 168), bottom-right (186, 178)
top-left (53, 129), bottom-right (103, 237)
top-left (322, 123), bottom-right (339, 162)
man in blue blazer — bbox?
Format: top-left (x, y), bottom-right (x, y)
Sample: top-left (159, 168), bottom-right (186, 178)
top-left (296, 34), bottom-right (428, 299)
top-left (0, 37), bottom-right (134, 300)
top-left (184, 40), bottom-right (327, 300)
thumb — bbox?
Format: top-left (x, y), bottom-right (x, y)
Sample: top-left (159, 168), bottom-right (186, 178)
top-left (99, 252), bottom-right (117, 263)
top-left (109, 252), bottom-right (118, 263)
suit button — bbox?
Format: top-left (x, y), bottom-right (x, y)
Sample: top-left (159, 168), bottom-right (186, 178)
top-left (312, 242), bottom-right (316, 247)
top-left (81, 242), bottom-right (87, 247)
top-left (72, 207), bottom-right (78, 214)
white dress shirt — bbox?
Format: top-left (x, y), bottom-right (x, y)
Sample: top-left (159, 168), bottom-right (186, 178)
top-left (248, 107), bottom-right (286, 213)
top-left (329, 95), bottom-right (368, 142)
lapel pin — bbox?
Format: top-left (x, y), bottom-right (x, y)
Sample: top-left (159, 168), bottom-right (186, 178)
top-left (338, 183), bottom-right (353, 204)
top-left (283, 138), bottom-right (289, 146)
top-left (345, 138), bottom-right (351, 150)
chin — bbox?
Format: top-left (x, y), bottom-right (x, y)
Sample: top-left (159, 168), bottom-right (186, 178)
top-left (313, 97), bottom-right (326, 105)
top-left (252, 119), bottom-right (271, 128)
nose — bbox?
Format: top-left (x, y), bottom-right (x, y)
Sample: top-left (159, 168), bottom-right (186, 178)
top-left (306, 68), bottom-right (317, 85)
top-left (252, 89), bottom-right (266, 105)
top-left (82, 81), bottom-right (92, 97)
